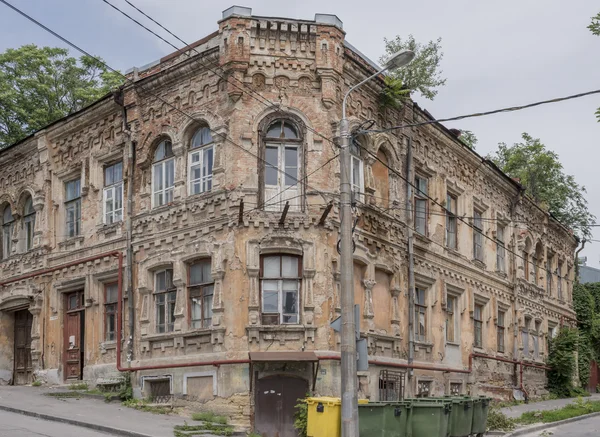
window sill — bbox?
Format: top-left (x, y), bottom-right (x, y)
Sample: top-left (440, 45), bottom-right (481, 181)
top-left (414, 233), bottom-right (431, 245)
top-left (414, 341), bottom-right (433, 352)
top-left (495, 270), bottom-right (508, 278)
top-left (445, 341), bottom-right (460, 348)
top-left (151, 201), bottom-right (180, 212)
top-left (444, 247), bottom-right (461, 257)
top-left (58, 236), bottom-right (84, 248)
top-left (473, 347), bottom-right (486, 354)
top-left (471, 259), bottom-right (486, 270)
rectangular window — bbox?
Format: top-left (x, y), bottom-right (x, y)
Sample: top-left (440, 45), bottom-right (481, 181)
top-left (474, 303), bottom-right (483, 348)
top-left (2, 219), bottom-right (12, 259)
top-left (496, 225), bottom-right (506, 272)
top-left (103, 162), bottom-right (123, 224)
top-left (533, 254), bottom-right (539, 285)
top-left (523, 317), bottom-right (531, 357)
top-left (450, 383), bottom-right (462, 396)
top-left (497, 310), bottom-right (505, 353)
top-left (414, 176), bottom-right (428, 236)
top-left (534, 320), bottom-right (541, 359)
top-left (65, 178), bottom-right (81, 238)
top-left (189, 145), bottom-right (214, 195)
top-left (546, 259), bottom-right (553, 295)
top-left (189, 259), bottom-right (214, 328)
top-left (446, 295), bottom-right (456, 343)
top-left (417, 380), bottom-right (431, 398)
top-left (261, 255), bottom-right (300, 325)
top-left (473, 210), bottom-right (483, 261)
top-left (155, 269), bottom-right (176, 333)
top-left (415, 288), bottom-right (427, 342)
top-left (446, 193), bottom-right (457, 250)
top-left (153, 158), bottom-right (175, 207)
top-left (524, 252), bottom-right (529, 281)
top-left (24, 214), bottom-right (34, 251)
top-left (351, 155), bottom-right (364, 199)
top-left (105, 283), bottom-right (118, 341)
top-left (557, 261), bottom-right (563, 300)
top-left (264, 144), bottom-right (300, 211)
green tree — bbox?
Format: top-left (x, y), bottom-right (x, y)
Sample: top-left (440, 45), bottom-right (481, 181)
top-left (547, 327), bottom-right (579, 398)
top-left (590, 13), bottom-right (600, 121)
top-left (459, 130), bottom-right (478, 150)
top-left (0, 44), bottom-right (123, 148)
top-left (380, 35), bottom-right (446, 100)
top-left (490, 133), bottom-right (595, 239)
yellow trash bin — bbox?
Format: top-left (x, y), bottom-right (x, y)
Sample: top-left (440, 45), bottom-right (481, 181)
top-left (306, 397), bottom-right (368, 437)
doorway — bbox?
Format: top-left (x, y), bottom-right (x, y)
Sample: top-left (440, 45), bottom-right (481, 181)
top-left (64, 291), bottom-right (85, 381)
top-left (13, 309), bottom-right (33, 385)
top-left (255, 375), bottom-right (308, 437)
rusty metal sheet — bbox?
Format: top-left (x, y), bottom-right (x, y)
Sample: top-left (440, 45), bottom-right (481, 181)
top-left (249, 351), bottom-right (318, 362)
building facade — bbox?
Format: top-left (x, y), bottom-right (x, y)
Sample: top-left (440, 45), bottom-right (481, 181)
top-left (0, 6), bottom-right (577, 433)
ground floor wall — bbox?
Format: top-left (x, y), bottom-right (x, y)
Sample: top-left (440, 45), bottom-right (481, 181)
top-left (0, 310), bottom-right (15, 384)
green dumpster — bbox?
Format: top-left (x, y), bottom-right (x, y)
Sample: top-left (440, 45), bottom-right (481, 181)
top-left (445, 397), bottom-right (474, 437)
top-left (471, 396), bottom-right (491, 437)
top-left (358, 402), bottom-right (411, 437)
top-left (409, 401), bottom-right (452, 437)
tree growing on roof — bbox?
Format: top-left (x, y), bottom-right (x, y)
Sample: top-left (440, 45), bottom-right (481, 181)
top-left (0, 44), bottom-right (123, 148)
top-left (458, 130), bottom-right (478, 150)
top-left (489, 132), bottom-right (595, 240)
top-left (380, 35), bottom-right (446, 101)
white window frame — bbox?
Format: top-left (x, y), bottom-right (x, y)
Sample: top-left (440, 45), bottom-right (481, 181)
top-left (473, 209), bottom-right (483, 262)
top-left (264, 143), bottom-right (300, 211)
top-left (154, 268), bottom-right (176, 333)
top-left (260, 255), bottom-right (301, 325)
top-left (152, 158), bottom-right (175, 208)
top-left (103, 162), bottom-right (124, 225)
top-left (350, 153), bottom-right (364, 201)
top-left (188, 145), bottom-right (214, 195)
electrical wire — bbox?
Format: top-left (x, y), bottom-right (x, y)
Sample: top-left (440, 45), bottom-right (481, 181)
top-left (360, 89), bottom-right (600, 134)
top-left (0, 0), bottom-right (332, 205)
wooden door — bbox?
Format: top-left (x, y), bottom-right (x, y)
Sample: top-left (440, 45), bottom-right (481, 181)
top-left (13, 309), bottom-right (33, 385)
top-left (588, 361), bottom-right (599, 393)
top-left (64, 291), bottom-right (85, 381)
top-left (255, 375), bottom-right (308, 437)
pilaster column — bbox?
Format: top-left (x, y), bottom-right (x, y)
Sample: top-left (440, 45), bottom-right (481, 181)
top-left (363, 279), bottom-right (376, 332)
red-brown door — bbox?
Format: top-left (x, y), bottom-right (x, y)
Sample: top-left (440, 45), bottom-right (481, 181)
top-left (13, 309), bottom-right (33, 385)
top-left (255, 375), bottom-right (308, 437)
top-left (64, 291), bottom-right (85, 381)
top-left (588, 361), bottom-right (599, 393)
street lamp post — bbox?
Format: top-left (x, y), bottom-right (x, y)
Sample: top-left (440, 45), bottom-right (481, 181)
top-left (339, 49), bottom-right (415, 437)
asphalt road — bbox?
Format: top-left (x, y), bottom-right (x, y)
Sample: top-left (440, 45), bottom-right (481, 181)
top-left (518, 415), bottom-right (600, 437)
top-left (0, 410), bottom-right (112, 437)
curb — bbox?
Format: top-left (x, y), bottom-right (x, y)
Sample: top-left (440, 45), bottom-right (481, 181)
top-left (503, 411), bottom-right (600, 436)
top-left (0, 404), bottom-right (155, 437)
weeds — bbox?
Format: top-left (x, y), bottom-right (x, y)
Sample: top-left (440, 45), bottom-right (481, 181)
top-left (173, 423), bottom-right (233, 437)
top-left (191, 412), bottom-right (228, 424)
top-left (31, 380), bottom-right (42, 387)
top-left (123, 398), bottom-right (172, 415)
top-left (486, 407), bottom-right (516, 432)
top-left (515, 399), bottom-right (600, 425)
top-left (68, 382), bottom-right (88, 391)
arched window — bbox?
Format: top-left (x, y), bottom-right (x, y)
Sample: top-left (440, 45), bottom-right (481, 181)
top-left (23, 196), bottom-right (35, 251)
top-left (152, 139), bottom-right (175, 207)
top-left (263, 120), bottom-right (301, 211)
top-left (188, 127), bottom-right (214, 195)
top-left (2, 205), bottom-right (13, 259)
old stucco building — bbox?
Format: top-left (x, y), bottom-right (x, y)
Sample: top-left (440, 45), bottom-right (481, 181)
top-left (0, 6), bottom-right (577, 434)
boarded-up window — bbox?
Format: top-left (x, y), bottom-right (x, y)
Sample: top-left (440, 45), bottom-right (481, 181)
top-left (186, 376), bottom-right (214, 402)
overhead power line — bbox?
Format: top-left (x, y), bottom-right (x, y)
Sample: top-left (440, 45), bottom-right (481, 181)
top-left (361, 88), bottom-right (600, 134)
top-left (0, 0), bottom-right (332, 205)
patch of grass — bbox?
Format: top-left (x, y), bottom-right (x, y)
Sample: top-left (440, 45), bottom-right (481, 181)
top-left (191, 411), bottom-right (228, 424)
top-left (515, 398), bottom-right (600, 425)
top-left (173, 422), bottom-right (233, 437)
top-left (31, 381), bottom-right (42, 387)
top-left (68, 382), bottom-right (88, 391)
top-left (486, 408), bottom-right (516, 432)
top-left (123, 398), bottom-right (173, 415)
top-left (44, 392), bottom-right (82, 398)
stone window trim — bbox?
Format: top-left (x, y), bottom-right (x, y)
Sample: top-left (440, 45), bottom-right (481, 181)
top-left (443, 283), bottom-right (464, 346)
top-left (182, 371), bottom-right (217, 396)
top-left (141, 374), bottom-right (173, 395)
top-left (257, 113), bottom-right (306, 213)
top-left (154, 267), bottom-right (177, 334)
top-left (103, 160), bottom-right (124, 225)
top-left (416, 378), bottom-right (433, 398)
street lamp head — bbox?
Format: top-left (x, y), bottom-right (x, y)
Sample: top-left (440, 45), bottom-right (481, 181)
top-left (384, 49), bottom-right (415, 71)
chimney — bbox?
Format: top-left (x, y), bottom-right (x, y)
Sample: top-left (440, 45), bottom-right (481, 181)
top-left (222, 6), bottom-right (252, 19)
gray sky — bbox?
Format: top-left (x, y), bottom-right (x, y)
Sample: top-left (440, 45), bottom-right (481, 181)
top-left (1, 0), bottom-right (599, 262)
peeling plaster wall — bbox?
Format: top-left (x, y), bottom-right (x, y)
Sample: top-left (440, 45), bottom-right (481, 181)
top-left (0, 311), bottom-right (14, 384)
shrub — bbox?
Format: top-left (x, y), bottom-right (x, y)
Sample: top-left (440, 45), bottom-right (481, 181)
top-left (294, 398), bottom-right (308, 437)
top-left (486, 408), bottom-right (515, 432)
top-left (547, 327), bottom-right (578, 398)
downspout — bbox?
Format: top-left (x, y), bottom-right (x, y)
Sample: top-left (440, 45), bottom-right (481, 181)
top-left (575, 239), bottom-right (586, 284)
top-left (406, 136), bottom-right (415, 380)
top-left (115, 89), bottom-right (135, 365)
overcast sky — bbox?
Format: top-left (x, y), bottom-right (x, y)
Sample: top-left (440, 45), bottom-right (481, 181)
top-left (1, 0), bottom-right (599, 262)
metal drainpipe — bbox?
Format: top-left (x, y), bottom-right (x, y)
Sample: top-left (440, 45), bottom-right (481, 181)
top-left (116, 89), bottom-right (135, 365)
top-left (406, 136), bottom-right (415, 380)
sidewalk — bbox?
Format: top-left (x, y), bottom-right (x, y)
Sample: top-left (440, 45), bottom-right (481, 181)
top-left (0, 385), bottom-right (188, 437)
top-left (501, 393), bottom-right (600, 419)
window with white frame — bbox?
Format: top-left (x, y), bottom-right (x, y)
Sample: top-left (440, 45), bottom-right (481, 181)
top-left (2, 205), bottom-right (13, 259)
top-left (263, 120), bottom-right (301, 211)
top-left (350, 138), bottom-right (364, 202)
top-left (496, 224), bottom-right (506, 272)
top-left (189, 127), bottom-right (214, 195)
top-left (103, 161), bottom-right (123, 224)
top-left (446, 193), bottom-right (457, 250)
top-left (155, 268), bottom-right (176, 333)
top-left (473, 209), bottom-right (483, 262)
top-left (446, 295), bottom-right (457, 343)
top-left (152, 140), bottom-right (175, 208)
top-left (188, 259), bottom-right (214, 328)
top-left (23, 196), bottom-right (35, 251)
top-left (260, 254), bottom-right (301, 325)
top-left (65, 178), bottom-right (81, 238)
top-left (415, 287), bottom-right (427, 342)
top-left (414, 175), bottom-right (428, 236)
